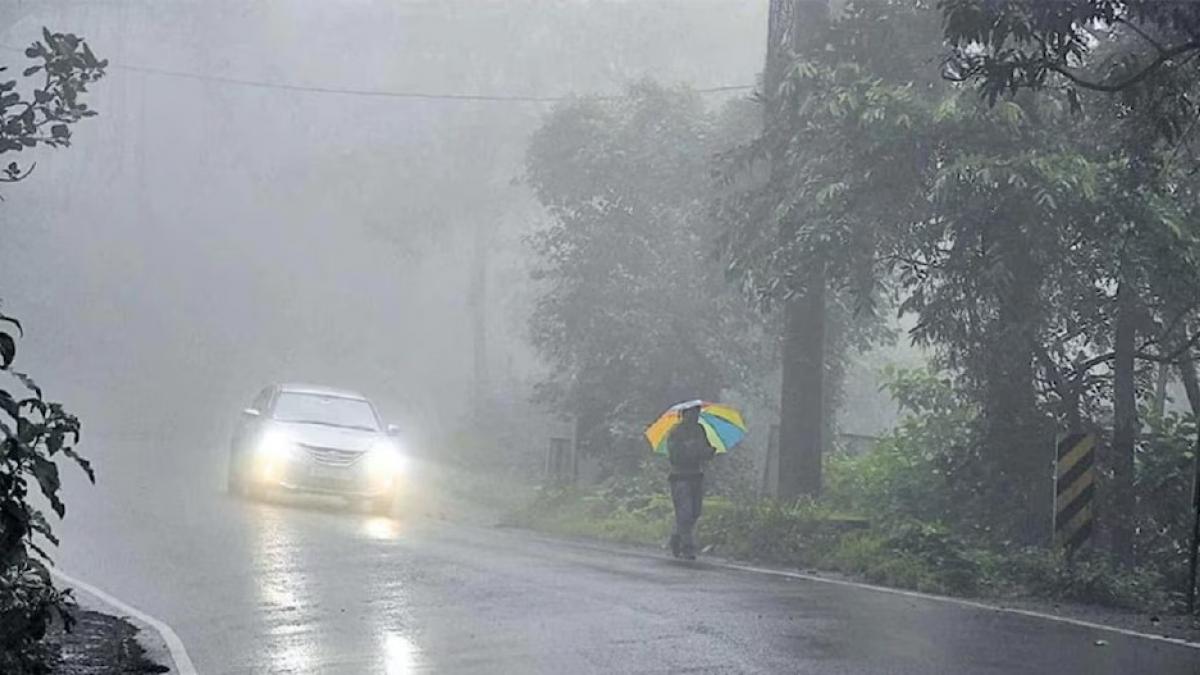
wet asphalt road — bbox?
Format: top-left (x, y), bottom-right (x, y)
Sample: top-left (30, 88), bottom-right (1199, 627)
top-left (54, 439), bottom-right (1200, 674)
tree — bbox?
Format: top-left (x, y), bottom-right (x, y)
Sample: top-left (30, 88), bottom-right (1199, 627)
top-left (525, 83), bottom-right (771, 474)
top-left (940, 1), bottom-right (1200, 156)
top-left (0, 29), bottom-right (104, 674)
top-left (940, 1), bottom-right (1200, 96)
top-left (765, 0), bottom-right (830, 500)
top-left (940, 0), bottom-right (1200, 563)
top-left (721, 0), bottom-right (1200, 546)
top-left (1, 29), bottom-right (104, 189)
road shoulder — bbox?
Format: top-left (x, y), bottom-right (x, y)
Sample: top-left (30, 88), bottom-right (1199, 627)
top-left (50, 570), bottom-right (187, 674)
top-left (499, 522), bottom-right (1200, 648)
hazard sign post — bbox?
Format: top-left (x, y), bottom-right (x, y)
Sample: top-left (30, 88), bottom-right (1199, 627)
top-left (1054, 433), bottom-right (1097, 555)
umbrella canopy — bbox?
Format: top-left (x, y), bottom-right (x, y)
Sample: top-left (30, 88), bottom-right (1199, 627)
top-left (645, 400), bottom-right (746, 455)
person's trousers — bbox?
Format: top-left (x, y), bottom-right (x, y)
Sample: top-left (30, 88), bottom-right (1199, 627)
top-left (669, 474), bottom-right (704, 554)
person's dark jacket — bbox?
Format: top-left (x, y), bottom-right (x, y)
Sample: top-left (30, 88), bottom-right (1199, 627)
top-left (667, 420), bottom-right (716, 477)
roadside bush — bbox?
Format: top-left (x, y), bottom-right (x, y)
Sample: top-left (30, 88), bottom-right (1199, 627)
top-left (1131, 410), bottom-right (1197, 592)
top-left (990, 547), bottom-right (1171, 611)
top-left (0, 317), bottom-right (93, 673)
top-left (514, 365), bottom-right (1195, 614)
top-left (825, 367), bottom-right (984, 533)
top-left (596, 457), bottom-right (667, 513)
top-left (0, 560), bottom-right (74, 673)
top-left (0, 30), bottom-right (105, 674)
top-left (821, 521), bottom-right (980, 595)
top-left (701, 498), bottom-right (844, 564)
top-left (705, 445), bottom-right (759, 500)
top-left (825, 531), bottom-right (944, 592)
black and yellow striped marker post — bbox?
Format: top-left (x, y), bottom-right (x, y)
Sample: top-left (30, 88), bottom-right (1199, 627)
top-left (1054, 432), bottom-right (1097, 554)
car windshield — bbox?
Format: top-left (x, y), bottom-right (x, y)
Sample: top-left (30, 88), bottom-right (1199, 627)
top-left (271, 392), bottom-right (379, 431)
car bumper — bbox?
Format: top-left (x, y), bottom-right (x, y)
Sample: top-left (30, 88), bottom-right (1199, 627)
top-left (255, 458), bottom-right (399, 498)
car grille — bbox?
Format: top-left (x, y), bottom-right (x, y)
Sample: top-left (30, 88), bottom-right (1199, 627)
top-left (301, 444), bottom-right (363, 467)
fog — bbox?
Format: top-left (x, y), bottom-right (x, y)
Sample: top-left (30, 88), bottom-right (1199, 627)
top-left (6, 2), bottom-right (1200, 672)
top-left (0, 1), bottom-right (765, 459)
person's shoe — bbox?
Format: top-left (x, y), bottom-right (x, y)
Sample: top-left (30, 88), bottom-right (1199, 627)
top-left (669, 534), bottom-right (682, 558)
top-left (682, 550), bottom-right (696, 561)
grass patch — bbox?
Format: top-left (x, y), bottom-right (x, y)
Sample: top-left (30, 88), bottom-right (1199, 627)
top-left (510, 485), bottom-right (1183, 615)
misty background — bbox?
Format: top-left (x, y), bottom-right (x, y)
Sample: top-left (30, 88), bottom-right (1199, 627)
top-left (0, 1), bottom-right (911, 485)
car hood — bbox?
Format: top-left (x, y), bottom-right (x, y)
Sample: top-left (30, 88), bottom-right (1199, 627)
top-left (274, 422), bottom-right (382, 452)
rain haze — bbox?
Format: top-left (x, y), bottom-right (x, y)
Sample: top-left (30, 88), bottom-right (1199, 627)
top-left (1, 1), bottom-right (1199, 673)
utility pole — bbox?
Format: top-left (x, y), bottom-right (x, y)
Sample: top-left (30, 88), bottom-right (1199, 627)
top-left (764, 0), bottom-right (829, 500)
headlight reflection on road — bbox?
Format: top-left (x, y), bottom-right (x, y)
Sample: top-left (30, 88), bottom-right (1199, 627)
top-left (383, 632), bottom-right (421, 674)
top-left (254, 507), bottom-right (316, 673)
top-left (362, 515), bottom-right (402, 541)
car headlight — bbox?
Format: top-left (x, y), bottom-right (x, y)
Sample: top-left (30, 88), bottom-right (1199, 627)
top-left (257, 429), bottom-right (298, 460)
top-left (365, 439), bottom-right (406, 476)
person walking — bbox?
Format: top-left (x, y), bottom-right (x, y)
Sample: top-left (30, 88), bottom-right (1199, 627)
top-left (666, 404), bottom-right (717, 560)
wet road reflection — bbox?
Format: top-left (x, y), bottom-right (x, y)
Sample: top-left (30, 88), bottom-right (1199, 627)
top-left (53, 442), bottom-right (1200, 674)
top-left (382, 632), bottom-right (422, 674)
top-left (361, 515), bottom-right (403, 541)
top-left (253, 506), bottom-right (316, 673)
top-left (247, 496), bottom-right (422, 673)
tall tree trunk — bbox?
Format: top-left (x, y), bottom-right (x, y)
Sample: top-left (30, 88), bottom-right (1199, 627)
top-left (985, 310), bottom-right (1045, 541)
top-left (986, 221), bottom-right (1049, 542)
top-left (1177, 331), bottom-right (1200, 611)
top-left (779, 271), bottom-right (826, 498)
top-left (1111, 279), bottom-right (1138, 567)
top-left (765, 0), bottom-right (829, 500)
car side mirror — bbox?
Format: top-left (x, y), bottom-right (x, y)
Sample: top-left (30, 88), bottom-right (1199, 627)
top-left (386, 423), bottom-right (400, 436)
top-left (243, 408), bottom-right (261, 417)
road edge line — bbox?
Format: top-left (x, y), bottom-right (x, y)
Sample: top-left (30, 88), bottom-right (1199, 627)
top-left (513, 529), bottom-right (1200, 651)
top-left (49, 567), bottom-right (199, 675)
top-left (716, 560), bottom-right (1200, 651)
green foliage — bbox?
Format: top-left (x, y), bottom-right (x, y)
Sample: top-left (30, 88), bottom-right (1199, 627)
top-left (516, 475), bottom-right (1177, 611)
top-left (723, 0), bottom-right (1200, 546)
top-left (699, 498), bottom-right (849, 565)
top-left (525, 82), bottom-right (772, 472)
top-left (823, 523), bottom-right (981, 595)
top-left (986, 547), bottom-right (1171, 611)
top-left (512, 484), bottom-right (672, 546)
top-left (826, 367), bottom-right (986, 532)
top-left (0, 29), bottom-right (103, 674)
top-left (1, 28), bottom-right (106, 188)
top-left (0, 560), bottom-right (74, 674)
top-left (1129, 410), bottom-right (1197, 589)
top-left (0, 319), bottom-right (92, 674)
top-left (941, 0), bottom-right (1200, 131)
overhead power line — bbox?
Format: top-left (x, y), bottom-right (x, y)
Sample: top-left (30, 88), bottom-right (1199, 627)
top-left (0, 43), bottom-right (754, 103)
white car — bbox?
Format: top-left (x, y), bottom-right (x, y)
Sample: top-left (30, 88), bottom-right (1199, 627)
top-left (227, 383), bottom-right (406, 513)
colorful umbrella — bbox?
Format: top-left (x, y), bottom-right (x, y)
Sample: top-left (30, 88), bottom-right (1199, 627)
top-left (645, 400), bottom-right (746, 455)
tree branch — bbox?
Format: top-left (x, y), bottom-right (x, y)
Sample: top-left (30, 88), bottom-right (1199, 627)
top-left (1116, 18), bottom-right (1168, 55)
top-left (1046, 40), bottom-right (1200, 93)
top-left (1138, 328), bottom-right (1200, 364)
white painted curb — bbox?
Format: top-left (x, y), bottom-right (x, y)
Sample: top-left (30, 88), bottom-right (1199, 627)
top-left (50, 568), bottom-right (199, 675)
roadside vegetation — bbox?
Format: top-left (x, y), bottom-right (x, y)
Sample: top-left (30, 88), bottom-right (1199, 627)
top-left (1, 30), bottom-right (105, 674)
top-left (521, 0), bottom-right (1200, 620)
top-left (513, 369), bottom-right (1190, 613)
